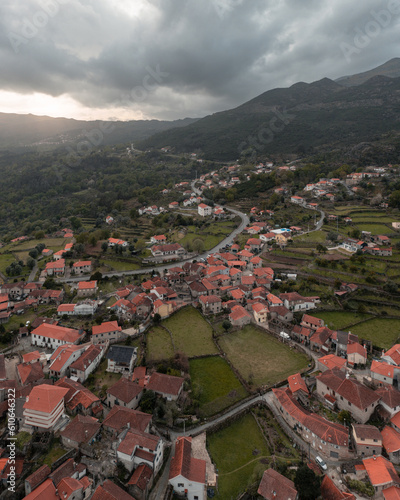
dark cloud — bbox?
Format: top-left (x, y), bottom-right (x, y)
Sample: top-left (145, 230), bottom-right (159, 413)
top-left (0, 0), bottom-right (399, 120)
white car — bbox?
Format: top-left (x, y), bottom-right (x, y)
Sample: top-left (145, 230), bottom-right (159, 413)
top-left (315, 456), bottom-right (327, 471)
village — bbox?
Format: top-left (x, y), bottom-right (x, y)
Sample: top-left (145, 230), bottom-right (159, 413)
top-left (0, 159), bottom-right (400, 499)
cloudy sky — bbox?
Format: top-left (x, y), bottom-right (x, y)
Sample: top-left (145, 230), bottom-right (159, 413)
top-left (0, 0), bottom-right (399, 121)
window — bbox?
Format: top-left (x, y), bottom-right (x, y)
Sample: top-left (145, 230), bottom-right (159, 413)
top-left (348, 402), bottom-right (351, 406)
top-left (177, 483), bottom-right (184, 488)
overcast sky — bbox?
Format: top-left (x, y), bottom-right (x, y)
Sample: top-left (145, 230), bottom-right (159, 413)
top-left (0, 0), bottom-right (399, 121)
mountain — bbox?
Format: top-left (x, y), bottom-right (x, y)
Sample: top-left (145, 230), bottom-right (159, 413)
top-left (138, 73), bottom-right (400, 161)
top-left (0, 112), bottom-right (198, 150)
top-left (336, 57), bottom-right (400, 86)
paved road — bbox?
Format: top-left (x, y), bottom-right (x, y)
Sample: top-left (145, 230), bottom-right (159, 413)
top-left (58, 206), bottom-right (249, 283)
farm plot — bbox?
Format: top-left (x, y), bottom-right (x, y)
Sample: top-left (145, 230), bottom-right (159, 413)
top-left (146, 326), bottom-right (174, 362)
top-left (163, 307), bottom-right (218, 357)
top-left (189, 356), bottom-right (248, 417)
top-left (218, 326), bottom-right (308, 388)
top-left (313, 311), bottom-right (372, 330)
top-left (348, 318), bottom-right (400, 350)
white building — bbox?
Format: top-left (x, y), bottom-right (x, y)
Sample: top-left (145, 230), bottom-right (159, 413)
top-left (198, 203), bottom-right (212, 217)
top-left (31, 323), bottom-right (83, 349)
top-left (23, 385), bottom-right (69, 431)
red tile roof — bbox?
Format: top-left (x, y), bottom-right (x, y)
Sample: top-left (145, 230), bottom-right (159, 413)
top-left (91, 479), bottom-right (137, 500)
top-left (118, 427), bottom-right (160, 455)
top-left (320, 474), bottom-right (356, 499)
top-left (92, 320), bottom-right (121, 336)
top-left (103, 406), bottom-right (152, 433)
top-left (31, 323), bottom-right (82, 343)
top-left (382, 426), bottom-right (400, 453)
top-left (371, 360), bottom-right (394, 378)
top-left (147, 372), bottom-right (184, 397)
top-left (257, 468), bottom-right (298, 500)
top-left (69, 344), bottom-right (103, 372)
top-left (22, 351), bottom-right (41, 364)
top-left (127, 463), bottom-right (153, 489)
top-left (17, 361), bottom-right (44, 385)
top-left (61, 414), bottom-right (101, 444)
top-left (376, 386), bottom-right (400, 410)
top-left (230, 305), bottom-right (252, 321)
top-left (23, 384), bottom-right (69, 413)
top-left (384, 486), bottom-right (400, 500)
top-left (352, 424), bottom-right (382, 443)
top-left (288, 373), bottom-right (309, 395)
top-left (107, 377), bottom-right (143, 403)
top-left (24, 478), bottom-right (58, 500)
top-left (363, 455), bottom-right (400, 487)
top-left (169, 436), bottom-right (206, 484)
top-left (318, 354), bottom-right (346, 371)
top-left (384, 344), bottom-right (400, 365)
top-left (347, 343), bottom-right (367, 358)
top-left (25, 464), bottom-right (51, 491)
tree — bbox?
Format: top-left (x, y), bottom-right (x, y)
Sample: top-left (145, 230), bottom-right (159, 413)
top-left (27, 257), bottom-right (36, 269)
top-left (140, 390), bottom-right (157, 414)
top-left (222, 320), bottom-right (232, 332)
top-left (101, 241), bottom-right (108, 252)
top-left (338, 409), bottom-right (352, 426)
top-left (90, 271), bottom-right (103, 281)
top-left (29, 249), bottom-right (38, 259)
top-left (153, 313), bottom-right (161, 324)
top-left (294, 464), bottom-right (321, 500)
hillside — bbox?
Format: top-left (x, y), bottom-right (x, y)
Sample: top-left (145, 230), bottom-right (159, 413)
top-left (336, 57), bottom-right (400, 86)
top-left (0, 112), bottom-right (198, 150)
top-left (138, 75), bottom-right (400, 161)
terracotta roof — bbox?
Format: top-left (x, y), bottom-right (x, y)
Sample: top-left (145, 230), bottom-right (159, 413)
top-left (31, 323), bottom-right (82, 343)
top-left (24, 478), bottom-right (58, 500)
top-left (91, 479), bottom-right (137, 500)
top-left (127, 463), bottom-right (153, 489)
top-left (118, 427), bottom-right (160, 455)
top-left (73, 260), bottom-right (91, 267)
top-left (147, 372), bottom-right (184, 397)
top-left (61, 414), bottom-right (101, 444)
top-left (230, 305), bottom-right (252, 322)
top-left (382, 426), bottom-right (400, 453)
top-left (107, 377), bottom-right (143, 403)
top-left (22, 351), bottom-right (41, 363)
top-left (376, 386), bottom-right (400, 410)
top-left (384, 486), bottom-right (400, 500)
top-left (69, 344), bottom-right (103, 372)
top-left (371, 360), bottom-right (394, 379)
top-left (363, 455), bottom-right (400, 487)
top-left (352, 424), bottom-right (382, 442)
top-left (169, 436), bottom-right (206, 484)
top-left (310, 326), bottom-right (333, 346)
top-left (103, 406), bottom-right (152, 433)
top-left (199, 294), bottom-right (221, 305)
top-left (347, 343), bottom-right (367, 357)
top-left (257, 468), bottom-right (298, 500)
top-left (23, 384), bottom-right (69, 413)
top-left (319, 354), bottom-right (346, 371)
top-left (320, 474), bottom-right (356, 500)
top-left (55, 377), bottom-right (99, 410)
top-left (49, 344), bottom-right (85, 373)
top-left (384, 344), bottom-right (400, 365)
top-left (25, 464), bottom-right (51, 491)
top-left (17, 361), bottom-right (44, 385)
top-left (78, 280), bottom-right (97, 290)
top-left (317, 369), bottom-right (380, 410)
top-left (288, 373), bottom-right (309, 395)
top-left (58, 477), bottom-right (85, 498)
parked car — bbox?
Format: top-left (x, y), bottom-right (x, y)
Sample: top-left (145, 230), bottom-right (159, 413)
top-left (315, 456), bottom-right (327, 471)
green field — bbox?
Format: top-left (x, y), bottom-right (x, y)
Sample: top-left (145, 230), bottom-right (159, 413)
top-left (146, 326), bottom-right (174, 361)
top-left (0, 253), bottom-right (18, 274)
top-left (208, 413), bottom-right (270, 499)
top-left (354, 223), bottom-right (395, 235)
top-left (189, 356), bottom-right (248, 416)
top-left (293, 230), bottom-right (327, 244)
top-left (5, 237), bottom-right (68, 251)
top-left (163, 307), bottom-right (218, 357)
top-left (348, 318), bottom-right (400, 349)
top-left (313, 311), bottom-right (372, 330)
top-left (101, 259), bottom-right (141, 271)
top-left (218, 326), bottom-right (309, 388)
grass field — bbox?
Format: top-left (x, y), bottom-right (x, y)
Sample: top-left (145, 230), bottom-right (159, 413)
top-left (146, 326), bottom-right (174, 361)
top-left (293, 230), bottom-right (327, 244)
top-left (348, 318), bottom-right (400, 349)
top-left (313, 311), bottom-right (372, 330)
top-left (163, 307), bottom-right (218, 357)
top-left (101, 259), bottom-right (141, 271)
top-left (189, 356), bottom-right (248, 417)
top-left (218, 326), bottom-right (309, 388)
top-left (208, 413), bottom-right (270, 499)
top-left (5, 237), bottom-right (68, 252)
top-left (354, 223), bottom-right (395, 235)
top-left (0, 253), bottom-right (18, 274)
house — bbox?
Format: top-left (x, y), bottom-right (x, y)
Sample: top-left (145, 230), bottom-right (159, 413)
top-left (168, 201), bottom-right (179, 209)
top-left (309, 326), bottom-right (334, 353)
top-left (117, 428), bottom-right (164, 473)
top-left (287, 373), bottom-right (309, 405)
top-left (198, 203), bottom-right (212, 217)
top-left (301, 314), bottom-right (324, 330)
top-left (150, 234), bottom-right (167, 244)
top-left (316, 369), bottom-right (380, 423)
top-left (279, 292), bottom-right (318, 312)
top-left (382, 345), bottom-right (400, 369)
top-left (146, 372), bottom-right (184, 401)
top-left (290, 196), bottom-right (304, 205)
top-left (292, 325), bottom-right (313, 343)
top-left (55, 377), bottom-right (101, 416)
top-left (49, 344), bottom-right (89, 379)
top-left (45, 259), bottom-right (65, 276)
top-left (362, 455), bottom-right (400, 497)
top-left (106, 377), bottom-right (143, 409)
top-left (320, 475), bottom-right (355, 500)
top-left (23, 384), bottom-right (69, 431)
top-left (102, 406), bottom-right (152, 436)
top-left (91, 479), bottom-right (137, 500)
top-left (257, 468), bottom-right (298, 500)
top-left (229, 305), bottom-right (252, 327)
top-left (69, 344), bottom-right (105, 382)
top-left (333, 330), bottom-right (359, 357)
top-left (318, 354), bottom-right (347, 373)
top-left (347, 343), bottom-right (368, 367)
top-left (151, 243), bottom-right (185, 258)
top-left (251, 302), bottom-right (268, 323)
top-left (31, 323), bottom-right (83, 349)
top-left (127, 464), bottom-right (154, 500)
top-left (271, 387), bottom-right (350, 459)
top-left (16, 361), bottom-right (44, 386)
top-left (382, 426), bottom-right (400, 464)
top-left (92, 320), bottom-right (123, 344)
top-left (24, 464), bottom-right (51, 496)
top-left (198, 295), bottom-right (222, 315)
top-left (371, 360), bottom-right (395, 387)
top-left (60, 414), bottom-right (101, 449)
top-left (72, 260), bottom-right (92, 274)
top-left (108, 237), bottom-right (128, 247)
top-left (169, 436), bottom-right (207, 500)
top-left (352, 424), bottom-right (383, 457)
top-left (77, 280), bottom-right (97, 297)
top-left (107, 345), bottom-right (137, 374)
top-left (376, 387), bottom-right (400, 419)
